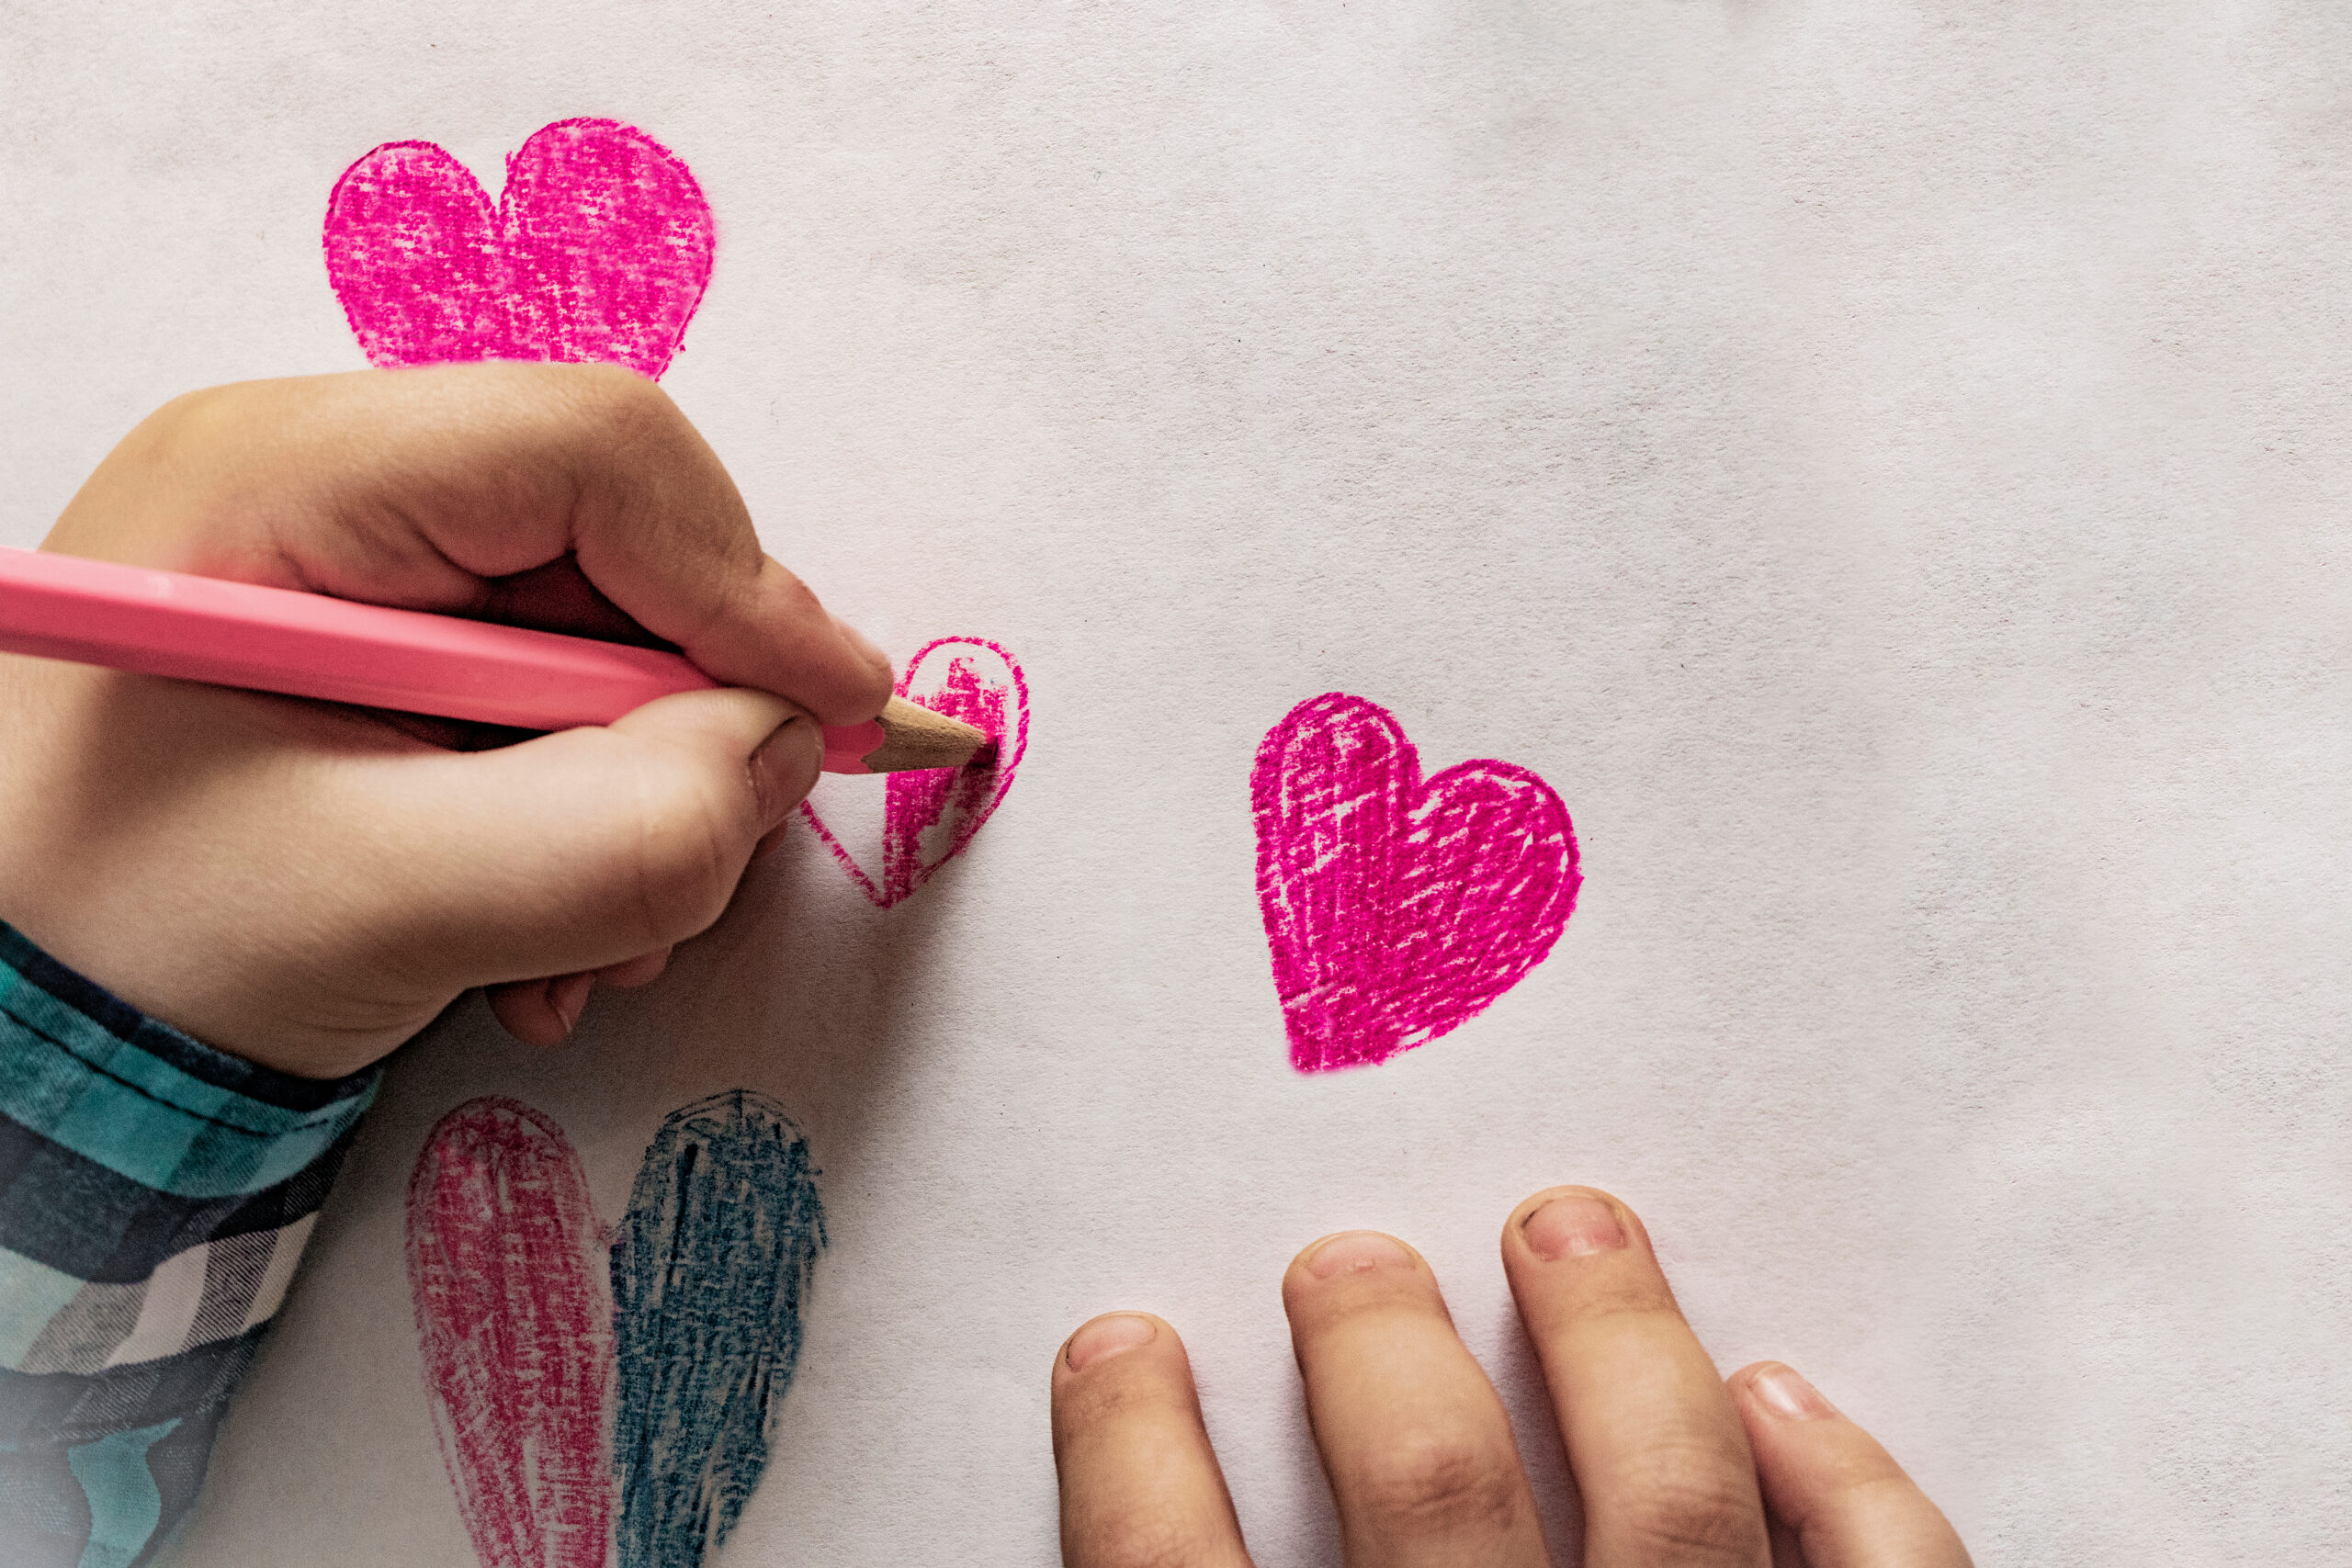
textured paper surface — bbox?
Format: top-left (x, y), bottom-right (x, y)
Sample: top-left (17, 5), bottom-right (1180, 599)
top-left (6, 3), bottom-right (2351, 1562)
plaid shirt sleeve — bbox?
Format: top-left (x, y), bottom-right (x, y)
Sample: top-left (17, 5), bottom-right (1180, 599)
top-left (0, 923), bottom-right (378, 1567)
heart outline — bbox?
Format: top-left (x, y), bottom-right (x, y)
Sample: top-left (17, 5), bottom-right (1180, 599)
top-left (798, 637), bottom-right (1029, 907)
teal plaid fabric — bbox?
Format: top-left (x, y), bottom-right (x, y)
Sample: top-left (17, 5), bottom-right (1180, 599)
top-left (0, 923), bottom-right (376, 1566)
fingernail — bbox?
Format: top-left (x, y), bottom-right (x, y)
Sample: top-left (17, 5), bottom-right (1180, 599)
top-left (1305, 1231), bottom-right (1414, 1280)
top-left (1750, 1363), bottom-right (1837, 1421)
top-left (1523, 1194), bottom-right (1627, 1260)
top-left (1065, 1314), bottom-right (1156, 1371)
top-left (549, 972), bottom-right (595, 1037)
top-left (749, 716), bottom-right (820, 831)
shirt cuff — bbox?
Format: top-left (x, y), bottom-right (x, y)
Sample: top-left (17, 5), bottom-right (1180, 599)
top-left (0, 918), bottom-right (375, 1441)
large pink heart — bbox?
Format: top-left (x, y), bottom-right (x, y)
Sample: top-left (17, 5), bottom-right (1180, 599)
top-left (799, 637), bottom-right (1028, 907)
top-left (324, 118), bottom-right (713, 378)
top-left (1252, 693), bottom-right (1580, 1072)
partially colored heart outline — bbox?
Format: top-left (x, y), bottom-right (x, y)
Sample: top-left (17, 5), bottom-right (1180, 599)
top-left (324, 118), bottom-right (714, 378)
top-left (798, 637), bottom-right (1028, 908)
top-left (1252, 693), bottom-right (1580, 1072)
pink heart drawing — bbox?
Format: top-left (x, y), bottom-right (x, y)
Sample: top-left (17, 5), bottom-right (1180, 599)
top-left (798, 637), bottom-right (1028, 907)
top-left (1252, 693), bottom-right (1580, 1073)
top-left (324, 118), bottom-right (714, 378)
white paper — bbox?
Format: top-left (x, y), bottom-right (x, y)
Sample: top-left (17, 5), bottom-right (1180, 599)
top-left (6, 2), bottom-right (2348, 1562)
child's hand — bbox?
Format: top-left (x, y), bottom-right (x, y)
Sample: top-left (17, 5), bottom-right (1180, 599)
top-left (0, 363), bottom-right (890, 1077)
top-left (1052, 1186), bottom-right (1972, 1568)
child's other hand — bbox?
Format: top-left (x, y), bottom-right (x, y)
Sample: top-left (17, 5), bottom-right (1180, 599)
top-left (0, 364), bottom-right (891, 1077)
top-left (1052, 1187), bottom-right (1972, 1568)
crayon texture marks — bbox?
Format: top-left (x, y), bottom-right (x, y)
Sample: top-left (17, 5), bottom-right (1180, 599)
top-left (1252, 693), bottom-right (1580, 1073)
top-left (801, 637), bottom-right (1029, 907)
top-left (325, 118), bottom-right (714, 379)
top-left (407, 1098), bottom-right (615, 1568)
top-left (609, 1092), bottom-right (826, 1568)
top-left (406, 1093), bottom-right (830, 1568)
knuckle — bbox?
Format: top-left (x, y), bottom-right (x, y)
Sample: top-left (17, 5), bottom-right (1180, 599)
top-left (151, 382), bottom-right (221, 429)
top-left (620, 751), bottom-right (750, 943)
top-left (1286, 1270), bottom-right (1443, 1337)
top-left (1790, 1470), bottom-right (1920, 1534)
top-left (139, 384), bottom-right (239, 466)
top-left (1055, 1371), bottom-right (1185, 1440)
top-left (1558, 1279), bottom-right (1681, 1327)
top-left (1068, 1516), bottom-right (1225, 1568)
top-left (567, 362), bottom-right (678, 446)
top-left (763, 561), bottom-right (827, 624)
top-left (1610, 1463), bottom-right (1766, 1562)
top-left (1346, 1427), bottom-right (1523, 1541)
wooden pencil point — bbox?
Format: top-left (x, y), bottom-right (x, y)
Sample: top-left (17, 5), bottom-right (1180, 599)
top-left (856, 694), bottom-right (991, 773)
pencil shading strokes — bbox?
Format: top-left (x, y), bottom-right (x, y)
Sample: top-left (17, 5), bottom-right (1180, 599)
top-left (406, 1097), bottom-right (615, 1568)
top-left (1252, 693), bottom-right (1581, 1072)
top-left (609, 1092), bottom-right (826, 1568)
top-left (324, 118), bottom-right (714, 379)
top-left (799, 637), bottom-right (1028, 907)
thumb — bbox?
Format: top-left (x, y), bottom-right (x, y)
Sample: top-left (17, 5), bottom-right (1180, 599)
top-left (361, 688), bottom-right (820, 995)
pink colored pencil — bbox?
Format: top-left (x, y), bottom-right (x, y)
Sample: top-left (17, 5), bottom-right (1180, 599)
top-left (0, 547), bottom-right (985, 774)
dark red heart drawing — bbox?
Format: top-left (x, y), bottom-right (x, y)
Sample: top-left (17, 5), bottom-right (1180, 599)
top-left (407, 1098), bottom-right (613, 1568)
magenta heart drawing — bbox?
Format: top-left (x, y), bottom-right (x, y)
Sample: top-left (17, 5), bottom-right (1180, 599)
top-left (1253, 693), bottom-right (1580, 1073)
top-left (800, 637), bottom-right (1029, 907)
top-left (323, 118), bottom-right (714, 378)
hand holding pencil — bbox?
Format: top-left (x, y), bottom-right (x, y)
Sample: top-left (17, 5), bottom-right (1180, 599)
top-left (0, 361), bottom-right (908, 1073)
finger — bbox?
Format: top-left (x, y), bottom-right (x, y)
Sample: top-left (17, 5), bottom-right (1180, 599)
top-left (486, 973), bottom-right (594, 1047)
top-left (355, 687), bottom-right (821, 992)
top-left (51, 364), bottom-right (893, 723)
top-left (484, 948), bottom-right (664, 1046)
top-left (596, 948), bottom-right (672, 988)
top-left (1500, 1189), bottom-right (1770, 1567)
top-left (1050, 1313), bottom-right (1254, 1568)
top-left (473, 557), bottom-right (672, 646)
top-left (477, 949), bottom-right (662, 1048)
top-left (1281, 1232), bottom-right (1549, 1568)
top-left (1727, 1364), bottom-right (1972, 1568)
top-left (753, 813), bottom-right (799, 860)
